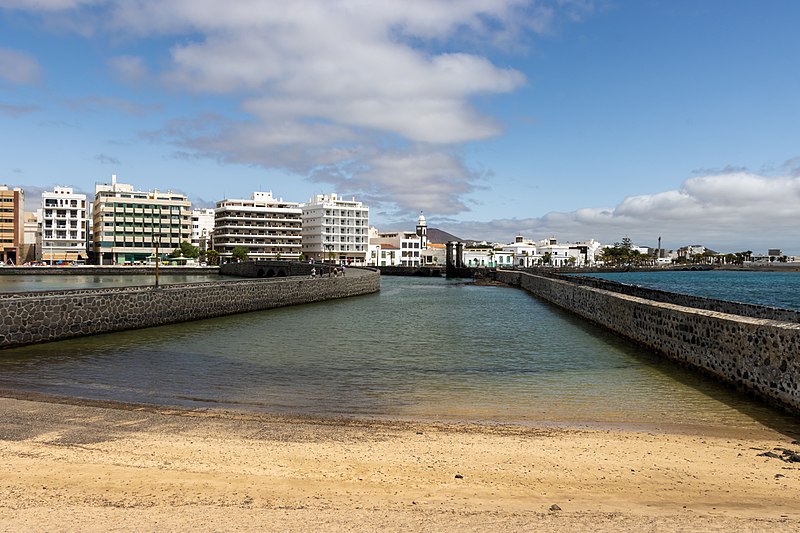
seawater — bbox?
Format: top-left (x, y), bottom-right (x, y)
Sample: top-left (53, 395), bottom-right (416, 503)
top-left (0, 275), bottom-right (797, 433)
top-left (581, 270), bottom-right (800, 310)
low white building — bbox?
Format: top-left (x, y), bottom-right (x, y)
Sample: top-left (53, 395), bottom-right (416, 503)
top-left (373, 244), bottom-right (402, 267)
top-left (462, 246), bottom-right (513, 268)
top-left (535, 238), bottom-right (603, 267)
top-left (502, 235), bottom-right (539, 267)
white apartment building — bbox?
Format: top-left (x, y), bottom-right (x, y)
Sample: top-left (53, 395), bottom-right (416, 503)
top-left (190, 208), bottom-right (215, 251)
top-left (214, 191), bottom-right (302, 262)
top-left (301, 193), bottom-right (369, 264)
top-left (93, 175), bottom-right (192, 265)
top-left (503, 235), bottom-right (540, 267)
top-left (41, 186), bottom-right (88, 263)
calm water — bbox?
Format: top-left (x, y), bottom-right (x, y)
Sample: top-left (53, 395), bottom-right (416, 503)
top-left (0, 275), bottom-right (796, 433)
top-left (0, 272), bottom-right (220, 291)
top-left (581, 270), bottom-right (800, 310)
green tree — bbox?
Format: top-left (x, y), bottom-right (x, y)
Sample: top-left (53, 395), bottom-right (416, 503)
top-left (541, 252), bottom-right (553, 265)
top-left (231, 246), bottom-right (249, 262)
top-left (206, 250), bottom-right (220, 266)
top-left (170, 241), bottom-right (200, 259)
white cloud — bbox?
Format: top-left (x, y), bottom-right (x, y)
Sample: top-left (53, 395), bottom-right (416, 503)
top-left (4, 0), bottom-right (586, 215)
top-left (438, 171), bottom-right (800, 253)
top-left (311, 149), bottom-right (481, 215)
top-left (0, 48), bottom-right (42, 84)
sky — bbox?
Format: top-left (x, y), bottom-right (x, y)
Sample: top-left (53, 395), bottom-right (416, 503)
top-left (1, 0), bottom-right (799, 254)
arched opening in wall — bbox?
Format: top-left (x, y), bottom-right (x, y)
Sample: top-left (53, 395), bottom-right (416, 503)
top-left (256, 268), bottom-right (266, 278)
top-left (266, 269), bottom-right (275, 278)
top-left (277, 269), bottom-right (287, 277)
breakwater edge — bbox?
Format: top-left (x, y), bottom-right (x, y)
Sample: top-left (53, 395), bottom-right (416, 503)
top-left (495, 269), bottom-right (800, 415)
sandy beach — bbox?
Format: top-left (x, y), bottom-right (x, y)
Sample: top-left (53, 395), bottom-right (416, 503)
top-left (1, 395), bottom-right (799, 532)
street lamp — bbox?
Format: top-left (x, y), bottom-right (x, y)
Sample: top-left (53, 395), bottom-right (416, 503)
top-left (154, 233), bottom-right (161, 288)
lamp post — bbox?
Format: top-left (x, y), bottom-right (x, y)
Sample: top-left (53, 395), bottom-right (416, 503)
top-left (154, 234), bottom-right (161, 288)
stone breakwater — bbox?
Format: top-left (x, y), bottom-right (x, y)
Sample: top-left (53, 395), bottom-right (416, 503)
top-left (496, 270), bottom-right (800, 415)
top-left (0, 268), bottom-right (380, 349)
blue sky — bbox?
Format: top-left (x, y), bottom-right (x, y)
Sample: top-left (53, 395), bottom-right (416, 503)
top-left (1, 1), bottom-right (799, 253)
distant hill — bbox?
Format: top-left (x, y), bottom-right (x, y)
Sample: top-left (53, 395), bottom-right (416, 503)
top-left (427, 228), bottom-right (464, 244)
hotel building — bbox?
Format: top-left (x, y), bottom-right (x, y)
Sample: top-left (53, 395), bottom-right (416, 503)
top-left (92, 176), bottom-right (192, 265)
top-left (41, 186), bottom-right (88, 263)
top-left (301, 193), bottom-right (369, 264)
top-left (213, 192), bottom-right (302, 262)
top-left (0, 185), bottom-right (24, 264)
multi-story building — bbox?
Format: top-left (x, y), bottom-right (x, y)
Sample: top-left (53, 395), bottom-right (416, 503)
top-left (21, 211), bottom-right (39, 264)
top-left (0, 185), bottom-right (24, 264)
top-left (40, 186), bottom-right (88, 264)
top-left (92, 175), bottom-right (192, 265)
top-left (301, 193), bottom-right (369, 264)
top-left (190, 208), bottom-right (215, 251)
top-left (214, 192), bottom-right (302, 262)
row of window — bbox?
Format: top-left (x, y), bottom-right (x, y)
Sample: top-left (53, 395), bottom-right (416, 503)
top-left (44, 199), bottom-right (84, 208)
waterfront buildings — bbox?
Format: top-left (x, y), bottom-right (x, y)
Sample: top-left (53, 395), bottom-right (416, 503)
top-left (214, 192), bottom-right (302, 262)
top-left (190, 208), bottom-right (215, 251)
top-left (463, 245), bottom-right (513, 268)
top-left (368, 213), bottom-right (431, 268)
top-left (40, 186), bottom-right (88, 263)
top-left (0, 185), bottom-right (24, 264)
top-left (301, 193), bottom-right (369, 264)
top-left (502, 235), bottom-right (539, 267)
top-left (92, 176), bottom-right (192, 265)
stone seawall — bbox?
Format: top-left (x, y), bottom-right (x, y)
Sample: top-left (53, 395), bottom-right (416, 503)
top-left (0, 269), bottom-right (380, 349)
top-left (548, 272), bottom-right (800, 323)
top-left (496, 270), bottom-right (800, 414)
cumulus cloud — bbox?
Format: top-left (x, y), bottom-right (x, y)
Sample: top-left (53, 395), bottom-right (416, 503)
top-left (0, 48), bottom-right (43, 84)
top-left (2, 0), bottom-right (586, 214)
top-left (439, 171), bottom-right (800, 254)
top-left (311, 148), bottom-right (482, 215)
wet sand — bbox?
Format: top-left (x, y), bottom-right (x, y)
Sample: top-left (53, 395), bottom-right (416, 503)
top-left (1, 395), bottom-right (799, 532)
